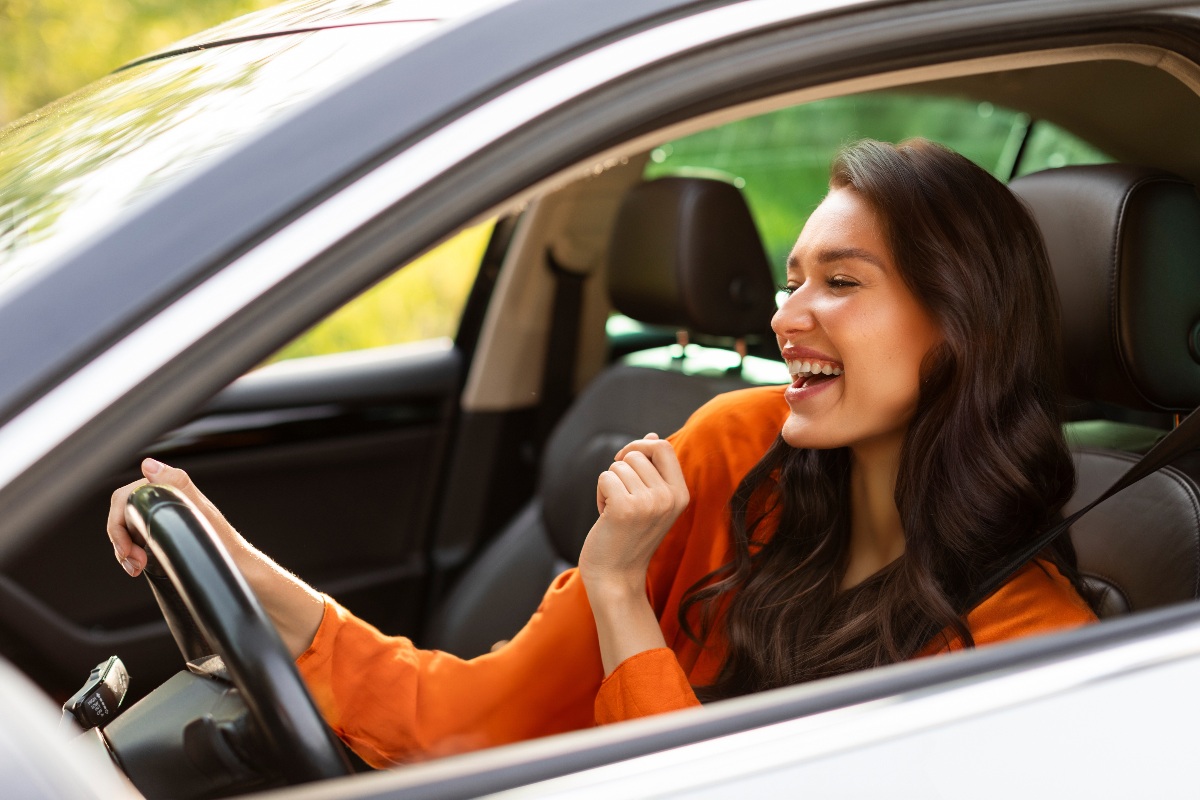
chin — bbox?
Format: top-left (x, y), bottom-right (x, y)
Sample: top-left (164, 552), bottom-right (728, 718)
top-left (780, 418), bottom-right (842, 450)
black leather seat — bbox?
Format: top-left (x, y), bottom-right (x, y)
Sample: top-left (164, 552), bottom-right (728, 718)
top-left (426, 177), bottom-right (778, 657)
top-left (1010, 165), bottom-right (1200, 617)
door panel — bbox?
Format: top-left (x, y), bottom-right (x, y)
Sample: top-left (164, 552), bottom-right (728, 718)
top-left (1, 343), bottom-right (462, 701)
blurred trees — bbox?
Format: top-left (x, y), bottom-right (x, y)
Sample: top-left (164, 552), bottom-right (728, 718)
top-left (646, 92), bottom-right (1111, 275)
top-left (0, 0), bottom-right (276, 126)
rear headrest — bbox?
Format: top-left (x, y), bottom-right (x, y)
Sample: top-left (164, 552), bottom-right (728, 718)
top-left (1009, 165), bottom-right (1200, 412)
top-left (607, 177), bottom-right (777, 337)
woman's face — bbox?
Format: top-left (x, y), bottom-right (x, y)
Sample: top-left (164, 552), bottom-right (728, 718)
top-left (773, 187), bottom-right (941, 456)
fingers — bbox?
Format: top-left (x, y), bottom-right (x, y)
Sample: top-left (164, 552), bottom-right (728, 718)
top-left (108, 478), bottom-right (149, 577)
top-left (607, 459), bottom-right (651, 493)
top-left (596, 457), bottom-right (686, 520)
top-left (110, 458), bottom-right (226, 579)
top-left (142, 458), bottom-right (230, 532)
top-left (613, 432), bottom-right (659, 462)
top-left (613, 435), bottom-right (687, 494)
top-left (143, 458), bottom-right (197, 502)
top-left (595, 433), bottom-right (690, 523)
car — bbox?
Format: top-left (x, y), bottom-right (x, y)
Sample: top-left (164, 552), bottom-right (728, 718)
top-left (2, 0), bottom-right (1200, 796)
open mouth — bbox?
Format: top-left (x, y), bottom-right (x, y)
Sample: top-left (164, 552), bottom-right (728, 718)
top-left (799, 371), bottom-right (840, 389)
top-left (786, 359), bottom-right (844, 389)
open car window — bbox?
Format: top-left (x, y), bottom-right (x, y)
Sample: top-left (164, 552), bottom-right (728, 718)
top-left (263, 220), bottom-right (493, 364)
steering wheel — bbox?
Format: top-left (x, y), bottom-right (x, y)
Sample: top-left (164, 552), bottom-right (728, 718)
top-left (124, 484), bottom-right (351, 785)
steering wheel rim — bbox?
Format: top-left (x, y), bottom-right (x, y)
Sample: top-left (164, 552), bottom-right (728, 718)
top-left (125, 484), bottom-right (350, 784)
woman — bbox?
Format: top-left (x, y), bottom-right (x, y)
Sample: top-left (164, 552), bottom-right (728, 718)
top-left (107, 139), bottom-right (1095, 765)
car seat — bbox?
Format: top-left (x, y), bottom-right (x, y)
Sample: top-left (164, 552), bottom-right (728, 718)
top-left (426, 177), bottom-right (779, 657)
top-left (1010, 165), bottom-right (1200, 617)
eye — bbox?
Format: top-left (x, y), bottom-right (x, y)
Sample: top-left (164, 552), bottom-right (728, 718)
top-left (775, 283), bottom-right (797, 310)
top-left (826, 276), bottom-right (859, 290)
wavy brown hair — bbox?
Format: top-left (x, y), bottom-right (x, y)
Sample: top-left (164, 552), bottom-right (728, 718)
top-left (681, 138), bottom-right (1084, 699)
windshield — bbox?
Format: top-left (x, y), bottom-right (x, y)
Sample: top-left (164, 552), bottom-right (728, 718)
top-left (0, 13), bottom-right (445, 301)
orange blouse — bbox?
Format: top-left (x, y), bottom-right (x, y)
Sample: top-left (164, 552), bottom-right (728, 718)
top-left (296, 385), bottom-right (1096, 767)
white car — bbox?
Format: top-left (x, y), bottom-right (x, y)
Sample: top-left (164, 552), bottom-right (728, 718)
top-left (1, 0), bottom-right (1198, 797)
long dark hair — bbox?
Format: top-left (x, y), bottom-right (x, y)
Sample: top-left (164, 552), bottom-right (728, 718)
top-left (681, 139), bottom-right (1082, 699)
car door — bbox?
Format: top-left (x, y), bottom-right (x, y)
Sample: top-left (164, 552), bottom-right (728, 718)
top-left (0, 218), bottom-right (524, 702)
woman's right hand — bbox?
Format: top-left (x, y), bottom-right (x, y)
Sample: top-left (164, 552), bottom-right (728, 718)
top-left (578, 433), bottom-right (690, 597)
top-left (107, 458), bottom-right (243, 578)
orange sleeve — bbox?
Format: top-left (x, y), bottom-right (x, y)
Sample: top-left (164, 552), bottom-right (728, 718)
top-left (297, 386), bottom-right (787, 756)
top-left (921, 560), bottom-right (1097, 655)
top-left (296, 568), bottom-right (604, 767)
top-left (590, 386), bottom-right (787, 725)
top-left (594, 648), bottom-right (701, 724)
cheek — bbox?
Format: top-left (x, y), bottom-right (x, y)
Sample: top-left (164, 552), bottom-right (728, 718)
top-left (847, 307), bottom-right (938, 404)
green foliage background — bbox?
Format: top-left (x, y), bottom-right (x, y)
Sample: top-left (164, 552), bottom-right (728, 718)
top-left (0, 0), bottom-right (276, 126)
top-left (0, 0), bottom-right (494, 363)
top-left (646, 93), bottom-right (1112, 278)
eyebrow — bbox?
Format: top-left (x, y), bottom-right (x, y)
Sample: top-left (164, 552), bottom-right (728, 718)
top-left (786, 247), bottom-right (887, 272)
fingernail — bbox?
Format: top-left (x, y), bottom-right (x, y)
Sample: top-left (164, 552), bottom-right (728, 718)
top-left (120, 558), bottom-right (139, 577)
top-left (142, 458), bottom-right (164, 476)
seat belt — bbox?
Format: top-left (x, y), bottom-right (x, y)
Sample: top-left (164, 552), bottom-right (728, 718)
top-left (964, 408), bottom-right (1200, 613)
top-left (536, 249), bottom-right (586, 448)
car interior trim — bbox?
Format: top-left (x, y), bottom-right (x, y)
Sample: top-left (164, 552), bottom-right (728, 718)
top-left (0, 0), bottom-right (749, 425)
top-left (460, 158), bottom-right (645, 412)
top-left (540, 41), bottom-right (1200, 202)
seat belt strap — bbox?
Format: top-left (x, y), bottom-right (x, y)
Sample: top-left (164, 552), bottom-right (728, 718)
top-left (537, 249), bottom-right (586, 447)
top-left (964, 407), bottom-right (1200, 612)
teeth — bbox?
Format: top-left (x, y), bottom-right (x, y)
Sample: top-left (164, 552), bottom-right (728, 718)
top-left (786, 359), bottom-right (844, 378)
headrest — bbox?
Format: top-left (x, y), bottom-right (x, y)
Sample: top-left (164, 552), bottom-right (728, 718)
top-left (607, 177), bottom-right (777, 338)
top-left (1009, 165), bottom-right (1200, 412)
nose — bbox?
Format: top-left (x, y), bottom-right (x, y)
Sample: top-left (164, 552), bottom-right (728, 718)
top-left (771, 288), bottom-right (816, 339)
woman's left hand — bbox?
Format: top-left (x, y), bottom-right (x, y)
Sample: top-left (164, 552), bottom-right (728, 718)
top-left (578, 433), bottom-right (690, 597)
